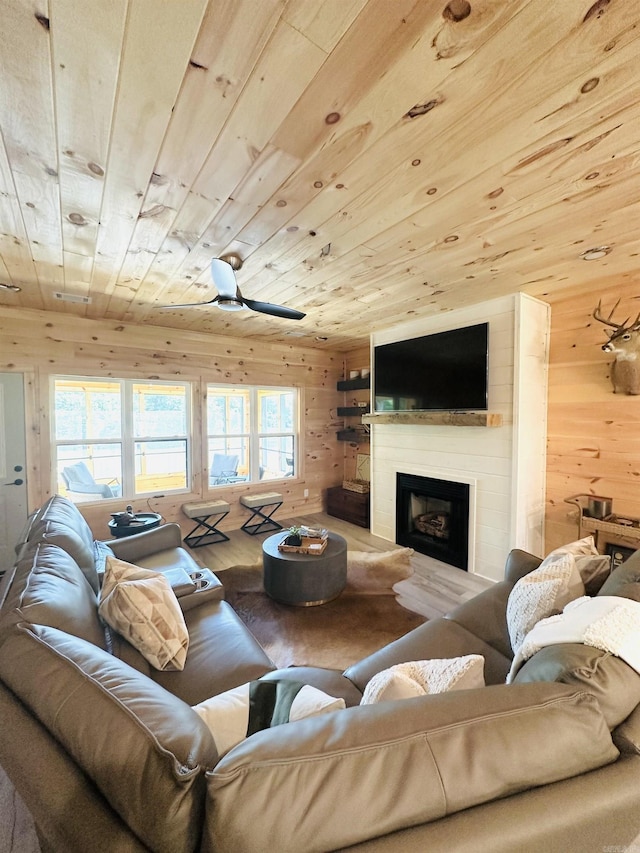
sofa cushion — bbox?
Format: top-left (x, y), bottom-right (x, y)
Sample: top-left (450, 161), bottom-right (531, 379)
top-left (204, 683), bottom-right (618, 853)
top-left (27, 495), bottom-right (100, 593)
top-left (360, 655), bottom-right (485, 705)
top-left (345, 616), bottom-right (512, 690)
top-left (445, 580), bottom-right (514, 660)
top-left (0, 623), bottom-right (217, 853)
top-left (0, 542), bottom-right (105, 650)
top-left (598, 549), bottom-right (640, 601)
top-left (613, 703), bottom-right (640, 754)
top-left (506, 552), bottom-right (584, 654)
top-left (503, 548), bottom-right (543, 583)
top-left (99, 556), bottom-right (189, 671)
top-left (513, 643), bottom-right (640, 728)
top-left (152, 599), bottom-right (275, 705)
top-left (194, 679), bottom-right (345, 757)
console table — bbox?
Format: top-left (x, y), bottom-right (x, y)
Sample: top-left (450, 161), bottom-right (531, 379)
top-left (581, 516), bottom-right (640, 549)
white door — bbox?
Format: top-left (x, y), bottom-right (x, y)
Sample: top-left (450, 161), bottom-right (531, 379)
top-left (0, 373), bottom-right (28, 570)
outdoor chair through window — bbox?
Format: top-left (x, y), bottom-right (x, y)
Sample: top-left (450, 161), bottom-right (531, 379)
top-left (61, 461), bottom-right (120, 500)
top-left (209, 453), bottom-right (242, 486)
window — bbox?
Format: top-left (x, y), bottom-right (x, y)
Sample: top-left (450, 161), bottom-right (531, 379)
top-left (206, 385), bottom-right (297, 487)
top-left (53, 377), bottom-right (190, 502)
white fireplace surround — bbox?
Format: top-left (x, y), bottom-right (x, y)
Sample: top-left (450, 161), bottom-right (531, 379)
top-left (397, 468), bottom-right (477, 571)
top-left (369, 293), bottom-right (550, 583)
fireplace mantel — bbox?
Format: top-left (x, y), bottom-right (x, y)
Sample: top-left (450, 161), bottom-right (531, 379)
top-left (362, 411), bottom-right (503, 428)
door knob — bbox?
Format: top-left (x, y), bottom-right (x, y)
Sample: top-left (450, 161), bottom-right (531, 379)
top-left (5, 478), bottom-right (24, 486)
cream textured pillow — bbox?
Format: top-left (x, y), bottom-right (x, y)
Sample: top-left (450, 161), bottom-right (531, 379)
top-left (506, 551), bottom-right (584, 655)
top-left (193, 679), bottom-right (345, 757)
top-left (360, 655), bottom-right (485, 705)
top-left (99, 555), bottom-right (189, 671)
top-left (545, 535), bottom-right (610, 594)
top-left (548, 535), bottom-right (599, 558)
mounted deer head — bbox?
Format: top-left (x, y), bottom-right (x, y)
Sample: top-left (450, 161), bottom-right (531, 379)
top-left (593, 299), bottom-right (640, 395)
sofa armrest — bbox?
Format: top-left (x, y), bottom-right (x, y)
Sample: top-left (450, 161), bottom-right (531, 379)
top-left (504, 548), bottom-right (543, 583)
top-left (102, 523), bottom-right (183, 562)
top-left (204, 683), bottom-right (617, 853)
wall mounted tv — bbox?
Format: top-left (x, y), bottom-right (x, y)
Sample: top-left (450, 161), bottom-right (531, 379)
top-left (374, 322), bottom-right (489, 412)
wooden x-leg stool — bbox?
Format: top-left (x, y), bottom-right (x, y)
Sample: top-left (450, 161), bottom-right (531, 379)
top-left (239, 492), bottom-right (283, 536)
top-left (181, 500), bottom-right (230, 548)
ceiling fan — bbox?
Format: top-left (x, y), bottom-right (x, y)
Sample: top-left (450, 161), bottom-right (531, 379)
top-left (160, 254), bottom-right (306, 320)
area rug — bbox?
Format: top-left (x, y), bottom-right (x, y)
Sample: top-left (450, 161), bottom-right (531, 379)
top-left (219, 548), bottom-right (426, 670)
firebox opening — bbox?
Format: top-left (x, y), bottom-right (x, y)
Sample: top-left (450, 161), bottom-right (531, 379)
top-left (396, 473), bottom-right (469, 571)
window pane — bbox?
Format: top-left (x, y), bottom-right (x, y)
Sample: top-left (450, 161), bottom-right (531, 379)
top-left (258, 435), bottom-right (294, 481)
top-left (207, 388), bottom-right (250, 435)
top-left (133, 383), bottom-right (187, 437)
top-left (54, 379), bottom-right (121, 440)
top-left (258, 390), bottom-right (294, 433)
top-left (135, 440), bottom-right (187, 492)
top-left (57, 444), bottom-right (122, 502)
top-left (208, 440), bottom-right (249, 485)
top-left (206, 384), bottom-right (297, 486)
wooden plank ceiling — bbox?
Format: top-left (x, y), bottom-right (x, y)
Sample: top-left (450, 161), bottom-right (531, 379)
top-left (0, 0), bottom-right (638, 351)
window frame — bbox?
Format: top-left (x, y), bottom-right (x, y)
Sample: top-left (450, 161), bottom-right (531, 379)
top-left (52, 375), bottom-right (192, 501)
top-left (206, 384), bottom-right (299, 488)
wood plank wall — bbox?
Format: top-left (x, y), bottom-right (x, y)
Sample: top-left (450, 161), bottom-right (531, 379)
top-left (10, 283), bottom-right (640, 559)
top-left (0, 306), bottom-right (345, 539)
top-left (546, 280), bottom-right (640, 553)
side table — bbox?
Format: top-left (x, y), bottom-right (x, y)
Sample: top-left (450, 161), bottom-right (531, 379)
top-left (108, 512), bottom-right (162, 538)
top-left (262, 531), bottom-right (347, 606)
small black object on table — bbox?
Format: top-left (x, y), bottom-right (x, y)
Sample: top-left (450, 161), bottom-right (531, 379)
top-left (108, 512), bottom-right (162, 538)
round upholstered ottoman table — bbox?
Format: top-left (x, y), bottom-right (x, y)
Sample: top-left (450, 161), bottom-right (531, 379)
top-left (262, 531), bottom-right (347, 606)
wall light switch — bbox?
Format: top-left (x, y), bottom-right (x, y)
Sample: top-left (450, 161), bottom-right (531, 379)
top-left (304, 488), bottom-right (309, 498)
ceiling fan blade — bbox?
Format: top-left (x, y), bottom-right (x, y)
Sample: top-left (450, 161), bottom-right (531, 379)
top-left (158, 298), bottom-right (218, 309)
top-left (210, 258), bottom-right (238, 299)
top-left (243, 297), bottom-right (306, 320)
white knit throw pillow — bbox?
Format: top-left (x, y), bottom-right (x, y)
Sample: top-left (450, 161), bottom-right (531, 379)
top-left (194, 681), bottom-right (345, 757)
top-left (506, 551), bottom-right (585, 655)
top-left (360, 655), bottom-right (485, 705)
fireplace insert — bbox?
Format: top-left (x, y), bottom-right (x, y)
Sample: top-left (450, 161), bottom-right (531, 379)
top-left (396, 473), bottom-right (469, 570)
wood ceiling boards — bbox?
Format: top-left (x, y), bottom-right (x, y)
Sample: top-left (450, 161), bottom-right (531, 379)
top-left (0, 0), bottom-right (638, 351)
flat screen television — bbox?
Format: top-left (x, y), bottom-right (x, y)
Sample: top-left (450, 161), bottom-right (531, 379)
top-left (374, 322), bottom-right (489, 412)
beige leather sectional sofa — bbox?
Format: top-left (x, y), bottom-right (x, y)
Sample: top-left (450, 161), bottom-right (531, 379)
top-left (0, 495), bottom-right (639, 852)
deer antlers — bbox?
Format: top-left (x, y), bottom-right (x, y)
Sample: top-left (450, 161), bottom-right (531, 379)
top-left (593, 299), bottom-right (640, 333)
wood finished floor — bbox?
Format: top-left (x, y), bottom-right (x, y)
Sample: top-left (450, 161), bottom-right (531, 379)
top-left (189, 511), bottom-right (493, 617)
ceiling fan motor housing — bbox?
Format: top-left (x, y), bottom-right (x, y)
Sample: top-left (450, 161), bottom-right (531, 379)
top-left (217, 297), bottom-right (245, 312)
top-left (219, 253), bottom-right (243, 271)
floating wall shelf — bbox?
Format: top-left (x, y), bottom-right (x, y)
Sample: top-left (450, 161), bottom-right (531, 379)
top-left (361, 411), bottom-right (503, 428)
top-left (337, 405), bottom-right (370, 417)
top-left (337, 428), bottom-right (370, 442)
top-left (337, 377), bottom-right (370, 391)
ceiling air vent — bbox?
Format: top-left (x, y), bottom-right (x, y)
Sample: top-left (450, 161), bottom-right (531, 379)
top-left (53, 292), bottom-right (92, 304)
